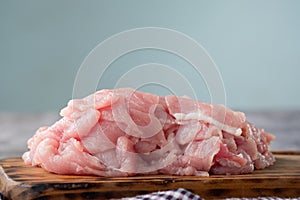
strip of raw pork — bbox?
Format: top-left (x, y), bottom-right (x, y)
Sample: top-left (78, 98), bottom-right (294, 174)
top-left (23, 88), bottom-right (275, 176)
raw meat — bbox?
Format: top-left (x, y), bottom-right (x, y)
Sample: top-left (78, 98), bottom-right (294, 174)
top-left (23, 88), bottom-right (275, 176)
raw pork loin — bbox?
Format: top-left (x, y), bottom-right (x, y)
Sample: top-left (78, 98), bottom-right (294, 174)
top-left (23, 88), bottom-right (275, 176)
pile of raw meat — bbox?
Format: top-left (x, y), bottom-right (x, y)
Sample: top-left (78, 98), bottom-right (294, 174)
top-left (23, 88), bottom-right (275, 176)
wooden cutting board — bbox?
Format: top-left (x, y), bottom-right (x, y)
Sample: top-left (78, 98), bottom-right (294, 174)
top-left (0, 151), bottom-right (299, 200)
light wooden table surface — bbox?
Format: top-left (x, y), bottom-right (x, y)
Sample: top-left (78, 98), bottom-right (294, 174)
top-left (0, 111), bottom-right (299, 159)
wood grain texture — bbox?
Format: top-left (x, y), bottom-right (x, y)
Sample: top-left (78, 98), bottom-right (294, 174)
top-left (0, 152), bottom-right (300, 200)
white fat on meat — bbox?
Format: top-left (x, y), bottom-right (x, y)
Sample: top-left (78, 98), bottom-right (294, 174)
top-left (174, 112), bottom-right (242, 136)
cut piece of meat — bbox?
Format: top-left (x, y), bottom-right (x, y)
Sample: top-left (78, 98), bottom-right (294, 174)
top-left (23, 88), bottom-right (275, 176)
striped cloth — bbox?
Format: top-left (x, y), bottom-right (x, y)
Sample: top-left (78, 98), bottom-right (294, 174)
top-left (122, 188), bottom-right (300, 200)
top-left (122, 188), bottom-right (201, 200)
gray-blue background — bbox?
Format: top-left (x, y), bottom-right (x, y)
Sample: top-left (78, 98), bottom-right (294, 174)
top-left (1, 0), bottom-right (299, 112)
